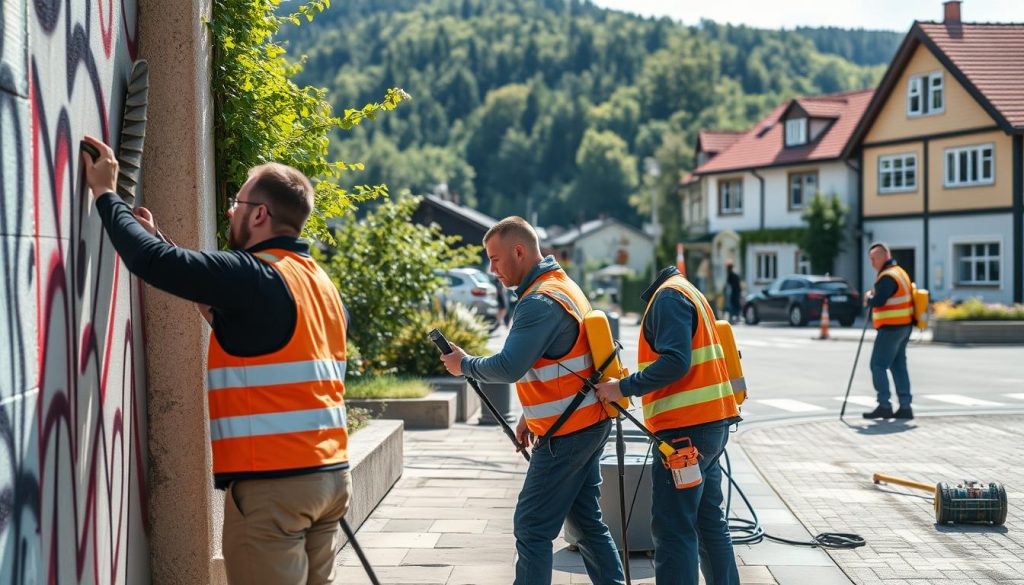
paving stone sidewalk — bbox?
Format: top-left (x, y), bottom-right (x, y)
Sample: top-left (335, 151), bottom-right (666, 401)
top-left (738, 414), bottom-right (1024, 584)
top-left (334, 418), bottom-right (846, 584)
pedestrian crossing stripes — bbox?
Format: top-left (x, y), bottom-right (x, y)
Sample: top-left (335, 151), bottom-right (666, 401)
top-left (753, 399), bottom-right (826, 412)
top-left (741, 393), bottom-right (1024, 415)
top-left (921, 394), bottom-right (1004, 407)
top-left (833, 396), bottom-right (877, 407)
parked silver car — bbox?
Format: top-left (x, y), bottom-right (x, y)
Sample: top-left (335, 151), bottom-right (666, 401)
top-left (436, 268), bottom-right (500, 323)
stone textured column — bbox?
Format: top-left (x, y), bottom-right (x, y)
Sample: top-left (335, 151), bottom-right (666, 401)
top-left (136, 0), bottom-right (222, 583)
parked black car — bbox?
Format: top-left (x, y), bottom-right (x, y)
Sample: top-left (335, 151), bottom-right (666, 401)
top-left (743, 275), bottom-right (861, 327)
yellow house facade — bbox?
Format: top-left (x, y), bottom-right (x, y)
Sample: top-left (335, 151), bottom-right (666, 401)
top-left (844, 1), bottom-right (1024, 304)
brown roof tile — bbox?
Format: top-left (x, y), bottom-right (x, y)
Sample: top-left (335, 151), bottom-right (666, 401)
top-left (694, 89), bottom-right (875, 175)
top-left (697, 130), bottom-right (745, 154)
top-left (918, 22), bottom-right (1024, 129)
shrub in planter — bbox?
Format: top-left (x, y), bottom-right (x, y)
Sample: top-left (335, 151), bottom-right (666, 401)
top-left (933, 298), bottom-right (1024, 321)
top-left (384, 304), bottom-right (490, 377)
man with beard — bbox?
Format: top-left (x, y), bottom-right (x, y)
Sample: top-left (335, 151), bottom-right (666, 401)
top-left (81, 136), bottom-right (351, 585)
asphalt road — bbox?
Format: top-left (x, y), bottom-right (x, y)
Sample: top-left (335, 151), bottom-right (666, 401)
top-left (615, 317), bottom-right (1024, 423)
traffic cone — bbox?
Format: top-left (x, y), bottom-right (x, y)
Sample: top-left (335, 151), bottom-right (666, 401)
top-left (676, 242), bottom-right (686, 277)
top-left (819, 298), bottom-right (830, 340)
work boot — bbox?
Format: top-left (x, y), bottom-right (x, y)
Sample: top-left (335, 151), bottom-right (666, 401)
top-left (862, 405), bottom-right (893, 419)
top-left (893, 406), bottom-right (914, 420)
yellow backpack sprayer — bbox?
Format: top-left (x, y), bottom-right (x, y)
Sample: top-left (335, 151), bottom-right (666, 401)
top-left (872, 473), bottom-right (1007, 525)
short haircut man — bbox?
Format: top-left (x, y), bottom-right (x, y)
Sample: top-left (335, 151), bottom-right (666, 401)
top-left (248, 162), bottom-right (314, 233)
top-left (484, 216), bottom-right (540, 250)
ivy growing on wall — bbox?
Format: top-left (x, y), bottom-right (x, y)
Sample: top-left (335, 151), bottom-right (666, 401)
top-left (738, 227), bottom-right (808, 266)
top-left (209, 0), bottom-right (408, 245)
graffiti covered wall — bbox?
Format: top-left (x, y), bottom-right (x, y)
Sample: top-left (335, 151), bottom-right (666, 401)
top-left (1, 0), bottom-right (150, 582)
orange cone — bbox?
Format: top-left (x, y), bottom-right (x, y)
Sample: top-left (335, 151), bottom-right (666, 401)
top-left (819, 298), bottom-right (830, 340)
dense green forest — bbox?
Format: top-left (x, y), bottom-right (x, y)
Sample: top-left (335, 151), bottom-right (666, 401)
top-left (282, 0), bottom-right (899, 245)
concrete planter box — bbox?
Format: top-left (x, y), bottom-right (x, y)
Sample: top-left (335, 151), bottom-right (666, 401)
top-left (347, 391), bottom-right (456, 429)
top-left (341, 419), bottom-right (404, 544)
top-left (933, 319), bottom-right (1024, 344)
top-left (477, 381), bottom-right (516, 425)
top-left (427, 377), bottom-right (480, 422)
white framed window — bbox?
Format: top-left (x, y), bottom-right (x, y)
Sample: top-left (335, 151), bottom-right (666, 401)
top-left (785, 118), bottom-right (808, 147)
top-left (944, 144), bottom-right (994, 188)
top-left (788, 171), bottom-right (817, 209)
top-left (878, 154), bottom-right (918, 193)
top-left (955, 242), bottom-right (1000, 286)
top-left (908, 71), bottom-right (944, 117)
top-left (795, 251), bottom-right (811, 275)
top-left (718, 179), bottom-right (743, 215)
top-left (755, 252), bottom-right (777, 282)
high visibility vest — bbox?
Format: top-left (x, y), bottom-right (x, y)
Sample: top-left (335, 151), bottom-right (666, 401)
top-left (515, 269), bottom-right (605, 438)
top-left (872, 264), bottom-right (914, 328)
top-left (637, 275), bottom-right (739, 435)
top-left (207, 248), bottom-right (348, 476)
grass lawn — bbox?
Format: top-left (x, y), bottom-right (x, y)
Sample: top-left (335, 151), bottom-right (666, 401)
top-left (346, 375), bottom-right (433, 399)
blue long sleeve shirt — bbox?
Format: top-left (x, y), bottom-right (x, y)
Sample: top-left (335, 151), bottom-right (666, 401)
top-left (461, 256), bottom-right (578, 383)
top-left (619, 267), bottom-right (697, 398)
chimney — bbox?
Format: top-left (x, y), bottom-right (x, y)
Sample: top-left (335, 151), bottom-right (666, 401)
top-left (943, 1), bottom-right (961, 25)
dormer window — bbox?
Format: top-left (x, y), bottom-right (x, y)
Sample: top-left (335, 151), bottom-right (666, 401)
top-left (785, 118), bottom-right (807, 147)
top-left (908, 72), bottom-right (944, 117)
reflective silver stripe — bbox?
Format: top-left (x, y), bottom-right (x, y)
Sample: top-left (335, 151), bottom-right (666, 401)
top-left (210, 405), bottom-right (347, 441)
top-left (523, 391), bottom-right (599, 420)
top-left (884, 294), bottom-right (911, 306)
top-left (730, 377), bottom-right (747, 392)
top-left (521, 354), bottom-right (593, 384)
top-left (208, 359), bottom-right (347, 391)
top-left (544, 290), bottom-right (584, 320)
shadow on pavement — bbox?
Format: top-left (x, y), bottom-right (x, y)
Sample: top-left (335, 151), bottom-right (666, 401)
top-left (934, 523), bottom-right (1009, 535)
top-left (553, 548), bottom-right (655, 579)
top-left (841, 420), bottom-right (918, 435)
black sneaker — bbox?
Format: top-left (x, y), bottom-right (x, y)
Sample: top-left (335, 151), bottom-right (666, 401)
top-left (893, 406), bottom-right (914, 420)
top-left (862, 405), bottom-right (894, 419)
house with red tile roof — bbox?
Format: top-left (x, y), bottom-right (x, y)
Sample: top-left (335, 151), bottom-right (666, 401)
top-left (844, 1), bottom-right (1024, 304)
top-left (683, 89), bottom-right (873, 321)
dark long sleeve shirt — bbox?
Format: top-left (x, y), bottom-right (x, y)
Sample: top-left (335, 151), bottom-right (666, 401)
top-left (869, 259), bottom-right (900, 309)
top-left (619, 267), bottom-right (696, 398)
top-left (461, 256), bottom-right (578, 383)
top-left (95, 193), bottom-right (314, 356)
top-left (96, 193), bottom-right (350, 487)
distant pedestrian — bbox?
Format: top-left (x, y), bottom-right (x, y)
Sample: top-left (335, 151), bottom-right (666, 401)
top-left (863, 243), bottom-right (914, 420)
top-left (724, 262), bottom-right (742, 324)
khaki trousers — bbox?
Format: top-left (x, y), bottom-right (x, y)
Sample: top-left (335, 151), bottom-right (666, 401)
top-left (223, 468), bottom-right (352, 585)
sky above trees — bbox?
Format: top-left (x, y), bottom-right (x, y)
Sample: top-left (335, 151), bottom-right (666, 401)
top-left (592, 0), bottom-right (1024, 32)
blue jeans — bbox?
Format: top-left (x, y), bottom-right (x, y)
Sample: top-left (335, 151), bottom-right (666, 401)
top-left (870, 325), bottom-right (913, 409)
top-left (651, 421), bottom-right (739, 585)
top-left (513, 419), bottom-right (625, 585)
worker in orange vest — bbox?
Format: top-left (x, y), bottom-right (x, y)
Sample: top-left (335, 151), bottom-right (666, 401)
top-left (595, 266), bottom-right (741, 585)
top-left (863, 243), bottom-right (915, 420)
top-left (82, 137), bottom-right (350, 585)
top-left (440, 217), bottom-right (624, 585)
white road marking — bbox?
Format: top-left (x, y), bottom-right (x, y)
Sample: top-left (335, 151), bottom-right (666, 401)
top-left (754, 399), bottom-right (827, 413)
top-left (833, 396), bottom-right (877, 407)
top-left (1003, 393), bottom-right (1024, 401)
top-left (921, 394), bottom-right (1004, 407)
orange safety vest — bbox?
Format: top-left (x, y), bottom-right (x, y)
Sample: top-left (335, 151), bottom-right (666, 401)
top-left (515, 269), bottom-right (606, 438)
top-left (871, 264), bottom-right (914, 328)
top-left (637, 275), bottom-right (739, 435)
top-left (207, 248), bottom-right (348, 475)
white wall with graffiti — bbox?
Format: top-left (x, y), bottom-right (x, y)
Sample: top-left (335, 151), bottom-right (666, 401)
top-left (1, 0), bottom-right (150, 582)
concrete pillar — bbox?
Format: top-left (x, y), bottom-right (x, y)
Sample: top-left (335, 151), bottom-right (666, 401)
top-left (136, 0), bottom-right (222, 583)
